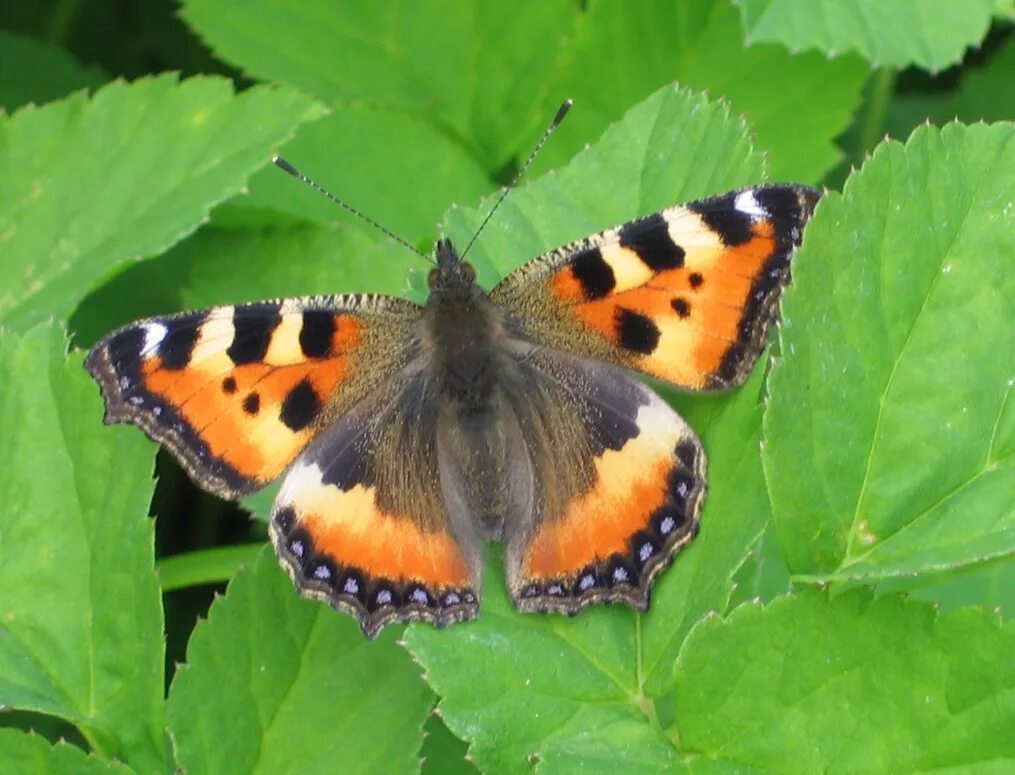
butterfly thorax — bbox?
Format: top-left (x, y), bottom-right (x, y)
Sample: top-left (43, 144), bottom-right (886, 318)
top-left (423, 239), bottom-right (517, 538)
top-left (424, 239), bottom-right (507, 412)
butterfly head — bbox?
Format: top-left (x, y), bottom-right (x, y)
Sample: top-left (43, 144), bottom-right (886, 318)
top-left (428, 238), bottom-right (479, 302)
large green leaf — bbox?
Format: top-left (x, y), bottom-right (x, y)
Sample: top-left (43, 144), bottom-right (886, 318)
top-left (543, 0), bottom-right (868, 184)
top-left (180, 0), bottom-right (574, 171)
top-left (736, 0), bottom-right (995, 71)
top-left (167, 548), bottom-right (433, 774)
top-left (237, 105), bottom-right (493, 242)
top-left (764, 122), bottom-right (1015, 584)
top-left (0, 74), bottom-right (324, 331)
top-left (0, 324), bottom-right (164, 771)
top-left (672, 589), bottom-right (1015, 771)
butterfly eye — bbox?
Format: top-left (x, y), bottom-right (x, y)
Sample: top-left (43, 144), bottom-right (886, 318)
top-left (427, 268), bottom-right (440, 287)
top-left (461, 262), bottom-right (476, 283)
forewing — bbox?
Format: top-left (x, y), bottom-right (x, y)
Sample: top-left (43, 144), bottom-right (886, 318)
top-left (270, 378), bottom-right (482, 638)
top-left (84, 294), bottom-right (421, 499)
top-left (492, 184), bottom-right (820, 391)
top-left (500, 348), bottom-right (707, 614)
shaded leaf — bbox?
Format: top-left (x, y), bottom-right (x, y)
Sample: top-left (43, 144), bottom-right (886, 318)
top-left (0, 74), bottom-right (325, 331)
top-left (672, 589), bottom-right (1015, 771)
top-left (167, 548), bottom-right (433, 774)
top-left (0, 324), bottom-right (164, 771)
top-left (885, 35), bottom-right (1015, 145)
top-left (420, 713), bottom-right (476, 775)
top-left (736, 0), bottom-right (995, 71)
top-left (764, 122), bottom-right (1015, 584)
top-left (0, 31), bottom-right (105, 112)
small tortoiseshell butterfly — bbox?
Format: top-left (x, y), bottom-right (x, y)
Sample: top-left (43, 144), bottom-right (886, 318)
top-left (86, 137), bottom-right (818, 637)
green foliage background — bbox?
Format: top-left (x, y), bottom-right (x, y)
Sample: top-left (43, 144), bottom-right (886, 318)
top-left (0, 1), bottom-right (1012, 772)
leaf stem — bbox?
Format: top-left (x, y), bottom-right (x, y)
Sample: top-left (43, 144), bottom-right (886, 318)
top-left (156, 543), bottom-right (263, 592)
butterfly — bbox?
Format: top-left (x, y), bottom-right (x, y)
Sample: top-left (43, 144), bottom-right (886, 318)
top-left (86, 179), bottom-right (819, 638)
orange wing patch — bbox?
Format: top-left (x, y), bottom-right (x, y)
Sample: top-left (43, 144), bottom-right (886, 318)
top-left (84, 297), bottom-right (415, 499)
top-left (271, 459), bottom-right (479, 639)
top-left (510, 389), bottom-right (706, 614)
top-left (498, 185), bottom-right (819, 392)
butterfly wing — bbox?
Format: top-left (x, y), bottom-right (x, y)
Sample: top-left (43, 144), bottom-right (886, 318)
top-left (85, 294), bottom-right (421, 499)
top-left (491, 185), bottom-right (820, 391)
top-left (496, 346), bottom-right (706, 612)
top-left (270, 375), bottom-right (482, 638)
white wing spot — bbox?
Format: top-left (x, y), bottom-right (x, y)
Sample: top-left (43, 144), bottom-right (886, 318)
top-left (343, 578), bottom-right (359, 595)
top-left (409, 588), bottom-right (429, 605)
top-left (142, 322), bottom-right (169, 356)
top-left (734, 190), bottom-right (767, 218)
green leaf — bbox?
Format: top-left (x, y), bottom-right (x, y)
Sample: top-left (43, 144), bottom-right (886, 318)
top-left (884, 34), bottom-right (1015, 147)
top-left (764, 122), bottom-right (1015, 584)
top-left (736, 0), bottom-right (995, 71)
top-left (0, 324), bottom-right (165, 771)
top-left (0, 73), bottom-right (325, 331)
top-left (180, 0), bottom-right (574, 171)
top-left (886, 554), bottom-right (1015, 613)
top-left (175, 223), bottom-right (419, 309)
top-left (544, 0), bottom-right (868, 184)
top-left (948, 33), bottom-right (1015, 123)
top-left (0, 31), bottom-right (106, 112)
top-left (242, 106), bottom-right (493, 242)
top-left (166, 548), bottom-right (434, 774)
top-left (726, 521), bottom-right (792, 609)
top-left (420, 713), bottom-right (476, 775)
top-left (0, 730), bottom-right (131, 774)
top-left (672, 589), bottom-right (1015, 770)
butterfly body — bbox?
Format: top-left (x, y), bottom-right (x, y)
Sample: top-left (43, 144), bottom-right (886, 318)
top-left (86, 183), bottom-right (819, 637)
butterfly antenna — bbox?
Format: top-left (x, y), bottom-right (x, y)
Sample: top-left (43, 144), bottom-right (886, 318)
top-left (459, 98), bottom-right (572, 259)
top-left (272, 155), bottom-right (433, 264)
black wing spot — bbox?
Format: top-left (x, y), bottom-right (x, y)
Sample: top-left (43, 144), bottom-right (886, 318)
top-left (222, 376), bottom-right (237, 393)
top-left (242, 392), bottom-right (260, 415)
top-left (280, 378), bottom-right (321, 431)
top-left (570, 248), bottom-right (616, 300)
top-left (688, 272), bottom-right (704, 289)
top-left (619, 213), bottom-right (685, 269)
top-left (615, 308), bottom-right (660, 354)
top-left (671, 297), bottom-right (691, 318)
top-left (228, 305), bottom-right (282, 365)
top-left (300, 310), bottom-right (336, 358)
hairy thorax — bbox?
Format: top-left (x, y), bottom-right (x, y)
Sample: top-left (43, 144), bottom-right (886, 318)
top-left (422, 286), bottom-right (522, 539)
